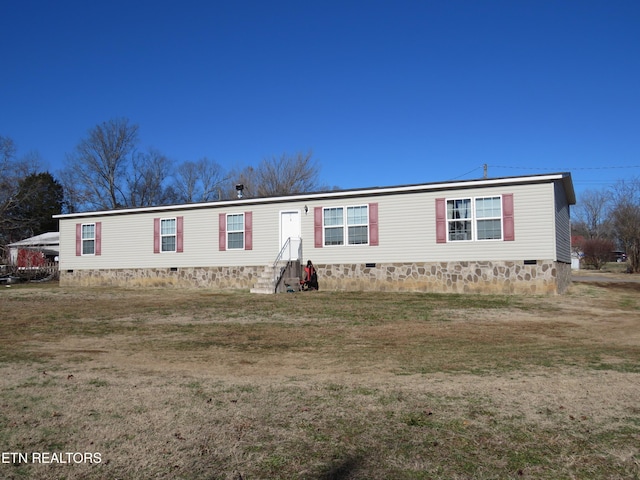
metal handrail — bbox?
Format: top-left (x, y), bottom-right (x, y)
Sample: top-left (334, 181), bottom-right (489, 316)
top-left (272, 237), bottom-right (302, 293)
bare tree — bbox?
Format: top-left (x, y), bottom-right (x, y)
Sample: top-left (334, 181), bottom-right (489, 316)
top-left (0, 137), bottom-right (57, 259)
top-left (62, 118), bottom-right (139, 210)
top-left (174, 157), bottom-right (226, 203)
top-left (610, 178), bottom-right (640, 273)
top-left (128, 149), bottom-right (176, 207)
top-left (57, 167), bottom-right (86, 214)
top-left (223, 151), bottom-right (321, 200)
top-left (256, 151), bottom-right (320, 197)
top-left (0, 137), bottom-right (22, 253)
top-left (221, 165), bottom-right (259, 200)
top-left (0, 136), bottom-right (18, 221)
top-left (573, 188), bottom-right (612, 239)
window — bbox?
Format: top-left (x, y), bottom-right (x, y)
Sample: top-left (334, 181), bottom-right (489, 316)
top-left (347, 205), bottom-right (369, 244)
top-left (154, 217), bottom-right (183, 254)
top-left (227, 213), bottom-right (244, 249)
top-left (161, 218), bottom-right (176, 252)
top-left (446, 196), bottom-right (502, 241)
top-left (323, 205), bottom-right (369, 246)
top-left (81, 223), bottom-right (95, 255)
top-left (475, 196), bottom-right (502, 240)
top-left (447, 199), bottom-right (472, 241)
top-left (323, 207), bottom-right (344, 246)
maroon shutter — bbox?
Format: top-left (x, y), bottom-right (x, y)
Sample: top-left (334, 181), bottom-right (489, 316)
top-left (153, 218), bottom-right (160, 253)
top-left (369, 203), bottom-right (379, 246)
top-left (435, 198), bottom-right (447, 243)
top-left (95, 222), bottom-right (102, 256)
top-left (219, 213), bottom-right (226, 251)
top-left (314, 207), bottom-right (323, 248)
top-left (503, 194), bottom-right (514, 241)
top-left (244, 211), bottom-right (253, 250)
top-left (76, 224), bottom-right (82, 256)
top-left (176, 216), bottom-right (184, 252)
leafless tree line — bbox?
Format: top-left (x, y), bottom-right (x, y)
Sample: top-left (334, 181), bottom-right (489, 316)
top-left (1, 118), bottom-right (325, 261)
top-left (1, 137), bottom-right (63, 253)
top-left (59, 118), bottom-right (324, 212)
top-left (573, 179), bottom-right (640, 273)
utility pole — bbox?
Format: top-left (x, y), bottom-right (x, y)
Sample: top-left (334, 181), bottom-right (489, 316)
top-left (483, 164), bottom-right (488, 179)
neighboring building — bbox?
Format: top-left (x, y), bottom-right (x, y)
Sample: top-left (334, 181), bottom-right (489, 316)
top-left (7, 232), bottom-right (60, 267)
top-left (54, 173), bottom-right (575, 294)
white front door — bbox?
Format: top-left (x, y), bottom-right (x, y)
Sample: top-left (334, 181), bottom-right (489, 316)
top-left (280, 210), bottom-right (301, 261)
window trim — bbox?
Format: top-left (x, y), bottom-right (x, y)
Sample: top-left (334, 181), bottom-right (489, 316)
top-left (226, 213), bottom-right (245, 250)
top-left (322, 204), bottom-right (370, 247)
top-left (446, 198), bottom-right (473, 242)
top-left (346, 204), bottom-right (370, 245)
top-left (160, 217), bottom-right (177, 253)
top-left (475, 196), bottom-right (503, 241)
top-left (81, 223), bottom-right (96, 256)
top-left (445, 195), bottom-right (503, 242)
top-left (323, 206), bottom-right (345, 247)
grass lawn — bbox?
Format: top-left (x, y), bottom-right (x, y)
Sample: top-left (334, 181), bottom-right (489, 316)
top-left (0, 280), bottom-right (639, 479)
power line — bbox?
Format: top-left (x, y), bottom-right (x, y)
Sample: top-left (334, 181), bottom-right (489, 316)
top-left (449, 166), bottom-right (485, 181)
top-left (489, 164), bottom-right (640, 171)
top-left (450, 164), bottom-right (640, 183)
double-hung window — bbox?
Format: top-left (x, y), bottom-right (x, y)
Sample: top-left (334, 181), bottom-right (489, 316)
top-left (447, 199), bottom-right (472, 241)
top-left (227, 213), bottom-right (244, 249)
top-left (323, 205), bottom-right (369, 246)
top-left (82, 223), bottom-right (95, 255)
top-left (475, 196), bottom-right (502, 240)
top-left (446, 196), bottom-right (502, 241)
top-left (347, 205), bottom-right (369, 244)
top-left (161, 218), bottom-right (177, 252)
top-left (323, 207), bottom-right (344, 246)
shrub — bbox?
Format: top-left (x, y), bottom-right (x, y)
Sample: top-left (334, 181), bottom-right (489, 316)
top-left (582, 238), bottom-right (615, 270)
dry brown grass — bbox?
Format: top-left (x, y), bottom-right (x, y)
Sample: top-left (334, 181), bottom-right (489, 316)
top-left (0, 279), bottom-right (639, 479)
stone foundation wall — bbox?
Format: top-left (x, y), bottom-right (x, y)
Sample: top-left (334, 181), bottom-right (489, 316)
top-left (314, 260), bottom-right (568, 294)
top-left (60, 260), bottom-right (570, 294)
top-left (555, 261), bottom-right (572, 294)
top-left (60, 266), bottom-right (261, 289)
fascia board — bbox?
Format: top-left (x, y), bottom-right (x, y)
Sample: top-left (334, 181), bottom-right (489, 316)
top-left (54, 172), bottom-right (574, 219)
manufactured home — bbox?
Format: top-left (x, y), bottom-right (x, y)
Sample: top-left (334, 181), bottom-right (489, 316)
top-left (54, 172), bottom-right (575, 294)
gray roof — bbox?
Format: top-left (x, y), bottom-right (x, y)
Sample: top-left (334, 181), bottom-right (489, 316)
top-left (8, 232), bottom-right (59, 248)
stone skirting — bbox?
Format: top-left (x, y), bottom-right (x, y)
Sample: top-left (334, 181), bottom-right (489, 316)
top-left (59, 266), bottom-right (261, 289)
top-left (314, 261), bottom-right (571, 294)
top-left (60, 260), bottom-right (571, 294)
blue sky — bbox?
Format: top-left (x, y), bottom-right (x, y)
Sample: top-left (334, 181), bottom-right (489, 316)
top-left (2, 1), bottom-right (639, 199)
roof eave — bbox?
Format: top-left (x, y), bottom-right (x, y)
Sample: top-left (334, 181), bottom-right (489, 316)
top-left (53, 172), bottom-right (576, 219)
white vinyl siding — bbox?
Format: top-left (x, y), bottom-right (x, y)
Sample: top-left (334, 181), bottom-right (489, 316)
top-left (56, 176), bottom-right (571, 271)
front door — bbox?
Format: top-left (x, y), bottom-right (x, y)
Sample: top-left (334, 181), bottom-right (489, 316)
top-left (280, 210), bottom-right (301, 261)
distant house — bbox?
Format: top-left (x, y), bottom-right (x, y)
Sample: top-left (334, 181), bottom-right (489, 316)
top-left (7, 232), bottom-right (60, 267)
top-left (54, 173), bottom-right (575, 294)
